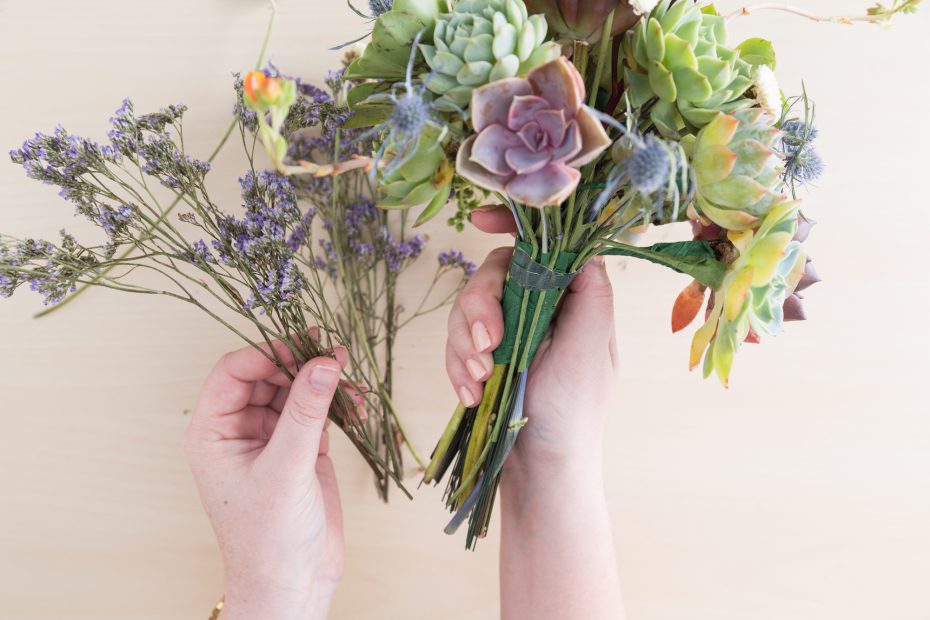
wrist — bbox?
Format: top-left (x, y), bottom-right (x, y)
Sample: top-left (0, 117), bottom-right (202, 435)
top-left (221, 578), bottom-right (337, 620)
top-left (501, 446), bottom-right (605, 513)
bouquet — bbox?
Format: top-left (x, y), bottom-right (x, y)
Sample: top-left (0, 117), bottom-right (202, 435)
top-left (0, 9), bottom-right (476, 500)
top-left (328, 0), bottom-right (918, 548)
top-left (2, 0), bottom-right (918, 549)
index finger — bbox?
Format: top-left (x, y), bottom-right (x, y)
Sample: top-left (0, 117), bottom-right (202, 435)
top-left (193, 340), bottom-right (298, 422)
top-left (455, 246), bottom-right (513, 354)
top-left (471, 205), bottom-right (518, 234)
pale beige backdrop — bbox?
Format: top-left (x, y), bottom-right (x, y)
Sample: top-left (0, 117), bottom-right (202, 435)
top-left (1, 1), bottom-right (928, 619)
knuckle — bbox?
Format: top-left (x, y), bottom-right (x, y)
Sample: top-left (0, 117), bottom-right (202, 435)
top-left (286, 394), bottom-right (328, 428)
top-left (488, 246), bottom-right (513, 262)
top-left (457, 289), bottom-right (486, 316)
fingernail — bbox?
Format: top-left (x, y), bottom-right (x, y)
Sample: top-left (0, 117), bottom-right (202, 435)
top-left (593, 255), bottom-right (606, 266)
top-left (471, 321), bottom-right (491, 352)
top-left (309, 363), bottom-right (340, 391)
top-left (466, 358), bottom-right (486, 381)
top-left (458, 385), bottom-right (476, 407)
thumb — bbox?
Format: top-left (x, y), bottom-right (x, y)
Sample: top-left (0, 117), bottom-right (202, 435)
top-left (550, 257), bottom-right (616, 361)
top-left (263, 356), bottom-right (341, 474)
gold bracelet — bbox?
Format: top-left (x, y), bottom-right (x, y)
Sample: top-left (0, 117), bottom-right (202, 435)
top-left (208, 596), bottom-right (224, 620)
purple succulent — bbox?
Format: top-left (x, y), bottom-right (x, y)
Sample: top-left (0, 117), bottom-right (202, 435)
top-left (456, 57), bottom-right (611, 208)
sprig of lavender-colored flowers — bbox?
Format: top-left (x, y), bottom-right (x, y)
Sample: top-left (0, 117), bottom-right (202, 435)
top-left (2, 62), bottom-right (474, 497)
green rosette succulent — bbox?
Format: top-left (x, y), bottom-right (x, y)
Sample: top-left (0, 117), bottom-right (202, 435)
top-left (419, 0), bottom-right (561, 107)
top-left (623, 0), bottom-right (774, 137)
top-left (688, 108), bottom-right (787, 231)
top-left (344, 0), bottom-right (446, 81)
top-left (378, 124), bottom-right (454, 225)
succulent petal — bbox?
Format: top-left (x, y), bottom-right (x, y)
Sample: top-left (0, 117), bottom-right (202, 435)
top-left (504, 163), bottom-right (580, 207)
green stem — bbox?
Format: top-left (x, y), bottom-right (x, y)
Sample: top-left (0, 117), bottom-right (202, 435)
top-left (32, 5), bottom-right (277, 319)
top-left (587, 9), bottom-right (615, 109)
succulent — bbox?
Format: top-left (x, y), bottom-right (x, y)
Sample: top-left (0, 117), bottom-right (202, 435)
top-left (419, 0), bottom-right (561, 108)
top-left (688, 108), bottom-right (787, 231)
top-left (456, 57), bottom-right (611, 207)
top-left (522, 0), bottom-right (648, 43)
top-left (686, 201), bottom-right (804, 387)
top-left (378, 124), bottom-right (455, 225)
top-left (344, 0), bottom-right (446, 81)
top-left (622, 0), bottom-right (774, 137)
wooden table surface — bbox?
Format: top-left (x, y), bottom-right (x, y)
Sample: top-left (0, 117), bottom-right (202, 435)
top-left (1, 2), bottom-right (928, 618)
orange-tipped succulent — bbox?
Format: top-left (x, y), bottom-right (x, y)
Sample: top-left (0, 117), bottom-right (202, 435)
top-left (673, 203), bottom-right (818, 387)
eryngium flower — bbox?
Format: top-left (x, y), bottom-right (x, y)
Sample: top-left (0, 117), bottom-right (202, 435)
top-left (689, 109), bottom-right (787, 231)
top-left (522, 0), bottom-right (651, 43)
top-left (780, 119), bottom-right (823, 187)
top-left (420, 0), bottom-right (561, 107)
top-left (623, 0), bottom-right (756, 136)
top-left (456, 57), bottom-right (611, 207)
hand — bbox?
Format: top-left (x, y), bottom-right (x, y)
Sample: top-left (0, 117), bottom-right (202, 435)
top-left (184, 338), bottom-right (348, 620)
top-left (454, 208), bottom-right (626, 619)
top-left (445, 206), bottom-right (619, 479)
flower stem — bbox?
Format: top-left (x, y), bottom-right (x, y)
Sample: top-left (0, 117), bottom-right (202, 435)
top-left (587, 9), bottom-right (615, 109)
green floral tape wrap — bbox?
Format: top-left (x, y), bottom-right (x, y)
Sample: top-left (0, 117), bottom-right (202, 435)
top-left (492, 241), bottom-right (578, 367)
top-left (490, 238), bottom-right (727, 368)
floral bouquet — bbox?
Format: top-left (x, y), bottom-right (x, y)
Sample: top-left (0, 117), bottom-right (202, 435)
top-left (327, 0), bottom-right (918, 548)
top-left (0, 10), bottom-right (476, 500)
top-left (2, 0), bottom-right (918, 549)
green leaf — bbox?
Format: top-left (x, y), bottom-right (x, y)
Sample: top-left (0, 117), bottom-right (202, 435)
top-left (736, 38), bottom-right (777, 69)
top-left (414, 184), bottom-right (453, 226)
top-left (346, 81), bottom-right (382, 108)
top-left (646, 18), bottom-right (666, 63)
top-left (648, 60), bottom-right (677, 102)
top-left (601, 240), bottom-right (727, 289)
top-left (342, 102), bottom-right (392, 129)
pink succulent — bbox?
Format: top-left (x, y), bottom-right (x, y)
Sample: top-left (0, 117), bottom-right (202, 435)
top-left (456, 57), bottom-right (611, 208)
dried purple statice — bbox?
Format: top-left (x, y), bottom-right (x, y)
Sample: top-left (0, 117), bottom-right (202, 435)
top-left (438, 250), bottom-right (477, 279)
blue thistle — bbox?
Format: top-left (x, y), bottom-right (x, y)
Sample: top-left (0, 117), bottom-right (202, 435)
top-left (628, 135), bottom-right (671, 195)
top-left (785, 146), bottom-right (824, 186)
top-left (779, 119), bottom-right (823, 187)
top-left (368, 0), bottom-right (392, 17)
top-left (781, 119), bottom-right (819, 150)
top-left (389, 90), bottom-right (431, 137)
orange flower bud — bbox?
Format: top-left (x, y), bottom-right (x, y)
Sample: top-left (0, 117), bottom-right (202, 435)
top-left (243, 71), bottom-right (266, 103)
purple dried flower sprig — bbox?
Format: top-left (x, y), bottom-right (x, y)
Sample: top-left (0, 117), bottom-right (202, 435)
top-left (3, 64), bottom-right (473, 499)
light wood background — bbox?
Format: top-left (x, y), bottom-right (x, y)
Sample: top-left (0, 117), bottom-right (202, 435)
top-left (1, 1), bottom-right (928, 618)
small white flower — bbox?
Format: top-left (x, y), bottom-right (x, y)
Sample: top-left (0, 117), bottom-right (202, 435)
top-left (628, 0), bottom-right (660, 15)
top-left (753, 65), bottom-right (782, 117)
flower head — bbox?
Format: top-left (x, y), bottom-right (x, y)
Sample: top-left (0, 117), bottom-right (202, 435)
top-left (438, 249), bottom-right (477, 279)
top-left (368, 0), bottom-right (393, 17)
top-left (752, 65), bottom-right (782, 117)
top-left (456, 57), bottom-right (611, 207)
top-left (779, 119), bottom-right (823, 188)
top-left (628, 135), bottom-right (672, 194)
top-left (243, 71), bottom-right (286, 108)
